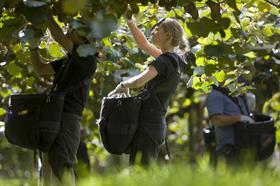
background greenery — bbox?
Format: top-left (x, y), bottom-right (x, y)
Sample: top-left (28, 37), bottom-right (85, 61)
top-left (0, 0), bottom-right (279, 183)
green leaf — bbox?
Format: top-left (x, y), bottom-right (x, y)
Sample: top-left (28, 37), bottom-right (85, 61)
top-left (0, 108), bottom-right (6, 116)
top-left (217, 17), bottom-right (231, 29)
top-left (22, 5), bottom-right (48, 25)
top-left (262, 25), bottom-right (273, 37)
top-left (76, 44), bottom-right (97, 57)
top-left (225, 0), bottom-right (240, 14)
top-left (187, 17), bottom-right (219, 37)
top-left (62, 0), bottom-right (87, 15)
top-left (193, 66), bottom-right (205, 75)
top-left (7, 62), bottom-right (22, 76)
top-left (49, 42), bottom-right (65, 58)
top-left (213, 70), bottom-right (225, 82)
top-left (271, 102), bottom-right (280, 111)
top-left (89, 11), bottom-right (118, 39)
top-left (192, 76), bottom-right (201, 90)
top-left (26, 77), bottom-right (35, 87)
top-left (0, 17), bottom-right (24, 43)
top-left (257, 2), bottom-right (271, 12)
top-left (195, 57), bottom-right (205, 66)
top-left (244, 51), bottom-right (256, 59)
top-left (204, 44), bottom-right (224, 58)
top-left (102, 38), bottom-right (112, 47)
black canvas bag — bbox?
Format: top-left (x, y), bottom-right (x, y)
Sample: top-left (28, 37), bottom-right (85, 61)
top-left (4, 57), bottom-right (69, 152)
top-left (234, 114), bottom-right (276, 161)
top-left (5, 93), bottom-right (65, 152)
top-left (5, 54), bottom-right (97, 152)
top-left (98, 96), bottom-right (143, 155)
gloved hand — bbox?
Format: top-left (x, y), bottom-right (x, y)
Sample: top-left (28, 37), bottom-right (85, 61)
top-left (240, 115), bottom-right (255, 124)
top-left (108, 82), bottom-right (130, 97)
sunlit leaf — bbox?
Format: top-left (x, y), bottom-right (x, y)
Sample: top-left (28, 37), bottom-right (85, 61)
top-left (26, 77), bottom-right (35, 87)
top-left (62, 0), bottom-right (87, 15)
top-left (262, 25), bottom-right (274, 37)
top-left (0, 108), bottom-right (6, 116)
top-left (49, 42), bottom-right (65, 58)
top-left (7, 62), bottom-right (22, 76)
top-left (213, 70), bottom-right (225, 82)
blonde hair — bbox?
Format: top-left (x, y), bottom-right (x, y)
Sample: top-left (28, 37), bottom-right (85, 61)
top-left (159, 18), bottom-right (190, 58)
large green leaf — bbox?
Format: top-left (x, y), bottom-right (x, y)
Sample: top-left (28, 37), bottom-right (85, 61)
top-left (217, 17), bottom-right (231, 29)
top-left (62, 0), bottom-right (87, 15)
top-left (76, 44), bottom-right (96, 57)
top-left (7, 61), bottom-right (21, 76)
top-left (187, 17), bottom-right (219, 37)
top-left (89, 11), bottom-right (118, 39)
top-left (0, 108), bottom-right (6, 116)
top-left (225, 0), bottom-right (241, 14)
top-left (0, 17), bottom-right (24, 43)
top-left (22, 4), bottom-right (48, 25)
top-left (204, 44), bottom-right (224, 58)
top-left (49, 42), bottom-right (65, 58)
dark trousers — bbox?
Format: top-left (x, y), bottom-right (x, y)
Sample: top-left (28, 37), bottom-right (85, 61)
top-left (129, 122), bottom-right (166, 165)
top-left (47, 112), bottom-right (81, 180)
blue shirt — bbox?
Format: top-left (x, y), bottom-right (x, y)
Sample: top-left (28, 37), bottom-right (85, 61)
top-left (206, 89), bottom-right (249, 150)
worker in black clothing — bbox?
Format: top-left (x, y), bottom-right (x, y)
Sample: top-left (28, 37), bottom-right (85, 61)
top-left (28, 13), bottom-right (97, 185)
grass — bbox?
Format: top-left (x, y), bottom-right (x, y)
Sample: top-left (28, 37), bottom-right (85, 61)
top-left (1, 157), bottom-right (280, 186)
top-left (78, 156), bottom-right (280, 186)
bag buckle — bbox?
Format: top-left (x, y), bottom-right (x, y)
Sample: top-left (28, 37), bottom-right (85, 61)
top-left (117, 100), bottom-right (122, 107)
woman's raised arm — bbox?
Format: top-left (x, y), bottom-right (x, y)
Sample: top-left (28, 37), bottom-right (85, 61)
top-left (127, 18), bottom-right (162, 58)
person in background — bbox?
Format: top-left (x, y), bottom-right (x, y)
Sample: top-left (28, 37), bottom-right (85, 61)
top-left (206, 80), bottom-right (255, 165)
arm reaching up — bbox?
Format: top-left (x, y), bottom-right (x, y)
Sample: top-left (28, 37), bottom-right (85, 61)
top-left (127, 17), bottom-right (162, 58)
top-left (47, 13), bottom-right (73, 53)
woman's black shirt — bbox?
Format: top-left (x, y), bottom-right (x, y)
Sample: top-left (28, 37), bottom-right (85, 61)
top-left (140, 52), bottom-right (185, 123)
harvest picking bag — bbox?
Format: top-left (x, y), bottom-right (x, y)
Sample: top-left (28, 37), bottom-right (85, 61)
top-left (4, 52), bottom-right (97, 152)
top-left (234, 114), bottom-right (276, 161)
top-left (98, 95), bottom-right (143, 155)
top-left (5, 93), bottom-right (65, 152)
